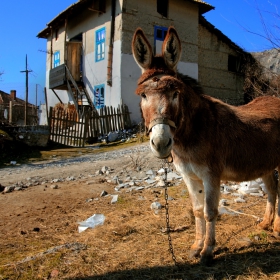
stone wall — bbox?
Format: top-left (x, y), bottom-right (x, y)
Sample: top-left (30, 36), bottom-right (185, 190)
top-left (198, 24), bottom-right (245, 105)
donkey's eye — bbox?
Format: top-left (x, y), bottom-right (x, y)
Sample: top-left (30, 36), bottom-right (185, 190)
top-left (173, 91), bottom-right (179, 99)
top-left (141, 93), bottom-right (146, 99)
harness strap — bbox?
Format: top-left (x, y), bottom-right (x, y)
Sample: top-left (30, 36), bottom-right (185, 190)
top-left (147, 118), bottom-right (176, 133)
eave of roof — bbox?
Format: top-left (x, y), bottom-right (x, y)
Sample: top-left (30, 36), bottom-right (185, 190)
top-left (0, 90), bottom-right (32, 105)
top-left (190, 0), bottom-right (214, 14)
top-left (37, 0), bottom-right (214, 39)
top-left (37, 0), bottom-right (90, 38)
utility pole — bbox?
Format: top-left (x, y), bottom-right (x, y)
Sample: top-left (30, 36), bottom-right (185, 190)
top-left (36, 84), bottom-right (38, 108)
top-left (20, 55), bottom-right (32, 125)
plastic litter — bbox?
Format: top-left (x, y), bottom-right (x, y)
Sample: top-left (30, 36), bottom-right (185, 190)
top-left (78, 214), bottom-right (105, 233)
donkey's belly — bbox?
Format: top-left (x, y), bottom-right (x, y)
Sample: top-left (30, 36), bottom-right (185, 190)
top-left (221, 167), bottom-right (273, 182)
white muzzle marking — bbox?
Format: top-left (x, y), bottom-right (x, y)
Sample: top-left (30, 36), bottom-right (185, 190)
top-left (150, 124), bottom-right (173, 158)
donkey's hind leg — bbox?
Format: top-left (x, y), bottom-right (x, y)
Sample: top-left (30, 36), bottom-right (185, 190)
top-left (258, 171), bottom-right (278, 230)
top-left (273, 168), bottom-right (280, 237)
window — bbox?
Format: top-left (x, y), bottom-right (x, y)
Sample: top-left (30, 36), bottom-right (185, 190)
top-left (95, 27), bottom-right (106, 62)
top-left (94, 84), bottom-right (105, 109)
top-left (228, 55), bottom-right (242, 73)
top-left (54, 51), bottom-right (60, 68)
top-left (55, 29), bottom-right (59, 41)
top-left (154, 26), bottom-right (168, 54)
top-left (157, 0), bottom-right (168, 18)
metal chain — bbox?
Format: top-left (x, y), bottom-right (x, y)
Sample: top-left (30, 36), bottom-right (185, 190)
top-left (162, 161), bottom-right (179, 267)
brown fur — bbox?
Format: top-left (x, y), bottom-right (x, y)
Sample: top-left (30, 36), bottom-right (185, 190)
top-left (132, 26), bottom-right (280, 264)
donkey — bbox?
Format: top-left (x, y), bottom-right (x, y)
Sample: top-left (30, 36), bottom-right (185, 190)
top-left (132, 26), bottom-right (280, 264)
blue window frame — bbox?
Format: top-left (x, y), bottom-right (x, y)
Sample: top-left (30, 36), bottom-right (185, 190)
top-left (95, 27), bottom-right (106, 62)
top-left (154, 26), bottom-right (168, 54)
top-left (94, 84), bottom-right (105, 109)
top-left (154, 26), bottom-right (168, 41)
top-left (54, 51), bottom-right (60, 67)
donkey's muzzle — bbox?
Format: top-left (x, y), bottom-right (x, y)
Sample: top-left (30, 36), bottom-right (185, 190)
top-left (150, 123), bottom-right (173, 159)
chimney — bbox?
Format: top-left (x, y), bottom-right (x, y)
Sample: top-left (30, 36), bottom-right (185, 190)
top-left (10, 90), bottom-right (16, 100)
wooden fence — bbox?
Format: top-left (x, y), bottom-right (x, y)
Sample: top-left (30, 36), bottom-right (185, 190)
top-left (49, 104), bottom-right (131, 147)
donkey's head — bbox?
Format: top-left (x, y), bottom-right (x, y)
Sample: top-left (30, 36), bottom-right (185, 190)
top-left (132, 27), bottom-right (183, 159)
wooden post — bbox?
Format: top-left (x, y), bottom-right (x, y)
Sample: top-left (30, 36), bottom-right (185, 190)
top-left (44, 87), bottom-right (49, 126)
top-left (9, 101), bottom-right (13, 124)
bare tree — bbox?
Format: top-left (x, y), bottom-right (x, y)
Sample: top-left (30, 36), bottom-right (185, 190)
top-left (242, 1), bottom-right (280, 100)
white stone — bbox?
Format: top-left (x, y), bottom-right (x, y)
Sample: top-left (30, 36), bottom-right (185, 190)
top-left (146, 170), bottom-right (154, 175)
top-left (111, 195), bottom-right (118, 204)
top-left (151, 202), bottom-right (162, 210)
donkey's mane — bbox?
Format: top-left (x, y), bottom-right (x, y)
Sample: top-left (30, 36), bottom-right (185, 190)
top-left (176, 72), bottom-right (205, 96)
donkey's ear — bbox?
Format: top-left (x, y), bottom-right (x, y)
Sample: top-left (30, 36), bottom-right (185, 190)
top-left (132, 28), bottom-right (153, 71)
top-left (162, 27), bottom-right (181, 70)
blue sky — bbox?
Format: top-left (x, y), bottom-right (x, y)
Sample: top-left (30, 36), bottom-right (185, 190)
top-left (0, 0), bottom-right (279, 105)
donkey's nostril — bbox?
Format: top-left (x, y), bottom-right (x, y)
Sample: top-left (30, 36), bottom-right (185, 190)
top-left (167, 138), bottom-right (172, 147)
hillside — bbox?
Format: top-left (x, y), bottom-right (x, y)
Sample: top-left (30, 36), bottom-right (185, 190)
top-left (252, 48), bottom-right (280, 76)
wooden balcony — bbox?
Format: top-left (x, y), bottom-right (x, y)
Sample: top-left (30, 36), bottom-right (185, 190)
top-left (49, 64), bottom-right (67, 90)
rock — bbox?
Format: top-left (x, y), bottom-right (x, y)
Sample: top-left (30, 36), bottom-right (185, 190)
top-left (167, 172), bottom-right (182, 181)
top-left (157, 168), bottom-right (165, 174)
top-left (111, 195), bottom-right (118, 204)
top-left (108, 131), bottom-right (118, 142)
top-left (218, 207), bottom-right (237, 215)
top-left (101, 166), bottom-right (109, 173)
top-left (156, 180), bottom-right (166, 187)
top-left (3, 186), bottom-right (14, 193)
top-left (114, 183), bottom-right (129, 191)
top-left (50, 184), bottom-right (58, 189)
top-left (145, 179), bottom-right (156, 185)
top-left (151, 202), bottom-right (162, 210)
top-left (86, 181), bottom-right (95, 185)
top-left (95, 170), bottom-right (103, 175)
top-left (250, 192), bottom-right (264, 197)
top-left (100, 190), bottom-right (108, 197)
top-left (111, 176), bottom-right (119, 184)
top-left (234, 197), bottom-right (246, 203)
top-left (219, 199), bottom-right (228, 206)
top-left (146, 170), bottom-right (154, 175)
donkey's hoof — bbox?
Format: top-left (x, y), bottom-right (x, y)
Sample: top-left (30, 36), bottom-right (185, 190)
top-left (257, 221), bottom-right (270, 230)
top-left (189, 249), bottom-right (201, 259)
top-left (200, 254), bottom-right (214, 266)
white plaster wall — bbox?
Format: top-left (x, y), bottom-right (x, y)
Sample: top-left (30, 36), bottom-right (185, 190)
top-left (177, 62), bottom-right (198, 80)
top-left (82, 39), bottom-right (122, 108)
top-left (39, 104), bottom-right (48, 125)
top-left (121, 54), bottom-right (142, 124)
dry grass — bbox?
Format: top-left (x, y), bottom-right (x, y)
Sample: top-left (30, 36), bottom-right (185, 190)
top-left (1, 177), bottom-right (280, 280)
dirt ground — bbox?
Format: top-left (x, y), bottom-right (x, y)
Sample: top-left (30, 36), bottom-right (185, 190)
top-left (1, 142), bottom-right (280, 280)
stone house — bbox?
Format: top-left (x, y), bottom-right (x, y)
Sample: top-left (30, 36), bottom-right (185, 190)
top-left (0, 90), bottom-right (37, 125)
top-left (37, 0), bottom-right (252, 124)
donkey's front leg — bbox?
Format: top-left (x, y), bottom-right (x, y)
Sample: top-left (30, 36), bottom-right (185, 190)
top-left (184, 177), bottom-right (205, 258)
top-left (200, 178), bottom-right (220, 265)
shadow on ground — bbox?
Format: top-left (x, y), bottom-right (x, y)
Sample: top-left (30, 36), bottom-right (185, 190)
top-left (70, 245), bottom-right (280, 280)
